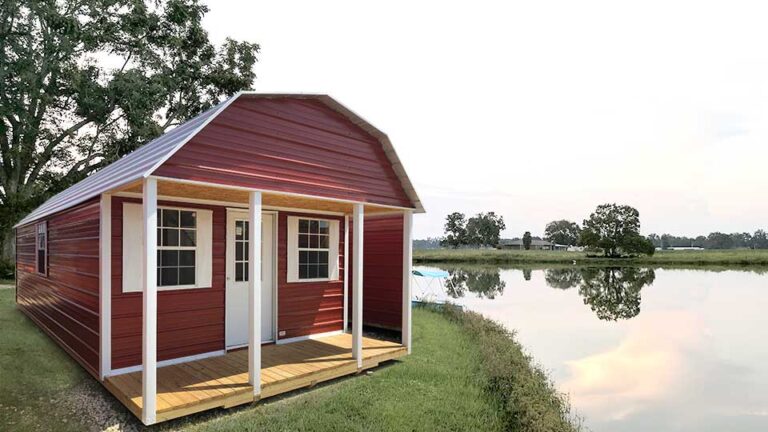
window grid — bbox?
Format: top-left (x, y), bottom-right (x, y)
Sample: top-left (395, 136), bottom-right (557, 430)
top-left (297, 219), bottom-right (330, 280)
top-left (234, 220), bottom-right (249, 282)
top-left (36, 222), bottom-right (47, 275)
top-left (156, 208), bottom-right (197, 287)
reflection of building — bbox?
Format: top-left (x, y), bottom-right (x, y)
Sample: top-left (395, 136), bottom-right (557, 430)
top-left (497, 238), bottom-right (568, 250)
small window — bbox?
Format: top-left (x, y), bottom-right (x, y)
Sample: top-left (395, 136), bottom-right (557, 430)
top-left (36, 222), bottom-right (47, 275)
top-left (297, 219), bottom-right (330, 280)
top-left (234, 220), bottom-right (249, 282)
top-left (157, 208), bottom-right (196, 287)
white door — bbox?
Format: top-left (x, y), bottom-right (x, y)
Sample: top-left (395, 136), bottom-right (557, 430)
top-left (226, 212), bottom-right (275, 347)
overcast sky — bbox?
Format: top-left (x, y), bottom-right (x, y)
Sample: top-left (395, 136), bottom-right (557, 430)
top-left (204, 1), bottom-right (768, 239)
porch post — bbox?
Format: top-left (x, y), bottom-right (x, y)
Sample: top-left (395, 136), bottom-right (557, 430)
top-left (402, 210), bottom-right (413, 353)
top-left (248, 191), bottom-right (262, 397)
top-left (99, 194), bottom-right (112, 379)
top-left (343, 214), bottom-right (349, 332)
top-left (141, 178), bottom-right (158, 425)
top-left (352, 204), bottom-right (364, 368)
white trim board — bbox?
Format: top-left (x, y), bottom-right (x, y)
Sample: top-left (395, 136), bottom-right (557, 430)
top-left (276, 330), bottom-right (344, 345)
top-left (107, 350), bottom-right (227, 377)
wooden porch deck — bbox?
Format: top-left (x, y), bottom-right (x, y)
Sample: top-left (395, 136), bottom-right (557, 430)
top-left (103, 333), bottom-right (407, 423)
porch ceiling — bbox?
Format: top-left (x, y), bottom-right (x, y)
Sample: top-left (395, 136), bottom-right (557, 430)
top-left (117, 179), bottom-right (405, 215)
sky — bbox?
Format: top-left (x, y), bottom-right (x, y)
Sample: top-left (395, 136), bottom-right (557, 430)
top-left (203, 1), bottom-right (768, 239)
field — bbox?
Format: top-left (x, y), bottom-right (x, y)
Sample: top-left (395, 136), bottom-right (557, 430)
top-left (414, 248), bottom-right (768, 268)
top-left (1, 287), bottom-right (574, 432)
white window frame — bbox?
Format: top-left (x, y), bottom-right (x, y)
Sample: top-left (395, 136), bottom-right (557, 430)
top-left (122, 203), bottom-right (212, 293)
top-left (287, 216), bottom-right (340, 283)
top-left (157, 208), bottom-right (198, 289)
top-left (36, 221), bottom-right (48, 276)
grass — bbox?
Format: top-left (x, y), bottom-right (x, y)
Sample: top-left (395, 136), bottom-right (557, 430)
top-left (0, 279), bottom-right (15, 287)
top-left (414, 248), bottom-right (768, 268)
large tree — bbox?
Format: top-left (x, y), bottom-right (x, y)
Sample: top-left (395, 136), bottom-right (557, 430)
top-left (579, 203), bottom-right (655, 257)
top-left (0, 0), bottom-right (259, 264)
top-left (441, 212), bottom-right (468, 249)
top-left (544, 219), bottom-right (581, 246)
top-left (465, 212), bottom-right (505, 247)
top-left (522, 231), bottom-right (532, 250)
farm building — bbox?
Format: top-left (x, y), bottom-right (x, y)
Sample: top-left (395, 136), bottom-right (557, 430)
top-left (497, 238), bottom-right (568, 250)
top-left (13, 93), bottom-right (422, 424)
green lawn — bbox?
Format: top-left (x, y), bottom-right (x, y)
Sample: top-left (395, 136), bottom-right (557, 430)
top-left (0, 289), bottom-right (505, 431)
top-left (414, 248), bottom-right (768, 268)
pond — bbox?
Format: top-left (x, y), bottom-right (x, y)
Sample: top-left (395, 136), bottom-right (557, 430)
top-left (413, 265), bottom-right (768, 432)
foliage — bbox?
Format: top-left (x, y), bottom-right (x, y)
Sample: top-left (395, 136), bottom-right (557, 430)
top-left (0, 0), bottom-right (259, 261)
top-left (441, 212), bottom-right (468, 249)
top-left (522, 231), bottom-right (532, 250)
top-left (544, 268), bottom-right (582, 289)
top-left (440, 304), bottom-right (581, 432)
top-left (466, 212), bottom-right (506, 247)
top-left (648, 229), bottom-right (768, 250)
top-left (544, 220), bottom-right (581, 246)
top-left (412, 237), bottom-right (443, 250)
top-left (579, 203), bottom-right (655, 257)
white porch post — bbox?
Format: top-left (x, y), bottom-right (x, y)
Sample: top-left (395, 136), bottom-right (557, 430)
top-left (402, 210), bottom-right (413, 353)
top-left (352, 204), bottom-right (364, 368)
top-left (141, 178), bottom-right (158, 425)
top-left (248, 191), bottom-right (262, 397)
top-left (343, 214), bottom-right (350, 332)
top-left (99, 194), bottom-right (112, 379)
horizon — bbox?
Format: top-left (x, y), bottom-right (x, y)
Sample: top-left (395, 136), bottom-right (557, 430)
top-left (203, 1), bottom-right (768, 239)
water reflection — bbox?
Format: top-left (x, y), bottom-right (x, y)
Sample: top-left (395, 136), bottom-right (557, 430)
top-left (445, 268), bottom-right (506, 299)
top-left (447, 266), bottom-right (656, 321)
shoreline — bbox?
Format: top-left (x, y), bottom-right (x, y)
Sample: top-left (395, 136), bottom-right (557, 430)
top-left (414, 249), bottom-right (768, 269)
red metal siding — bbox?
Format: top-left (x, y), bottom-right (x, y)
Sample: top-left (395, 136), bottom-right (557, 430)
top-left (277, 212), bottom-right (345, 339)
top-left (153, 98), bottom-right (412, 208)
top-left (347, 214), bottom-right (404, 330)
top-left (16, 199), bottom-right (101, 378)
top-left (110, 197), bottom-right (226, 369)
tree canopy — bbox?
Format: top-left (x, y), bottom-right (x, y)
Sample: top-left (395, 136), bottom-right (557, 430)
top-left (579, 203), bottom-right (655, 257)
top-left (0, 0), bottom-right (259, 263)
top-left (544, 220), bottom-right (581, 246)
top-left (465, 212), bottom-right (506, 247)
top-left (441, 212), bottom-right (468, 249)
top-left (522, 231), bottom-right (532, 250)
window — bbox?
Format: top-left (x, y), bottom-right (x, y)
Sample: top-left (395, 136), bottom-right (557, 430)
top-left (298, 219), bottom-right (330, 279)
top-left (234, 220), bottom-right (249, 282)
top-left (157, 208), bottom-right (197, 287)
top-left (287, 216), bottom-right (339, 282)
top-left (122, 203), bottom-right (212, 293)
top-left (36, 222), bottom-right (47, 275)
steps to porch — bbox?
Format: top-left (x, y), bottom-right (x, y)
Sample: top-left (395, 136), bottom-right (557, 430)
top-left (103, 333), bottom-right (407, 423)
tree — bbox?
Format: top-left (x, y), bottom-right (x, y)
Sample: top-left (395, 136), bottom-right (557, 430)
top-left (522, 231), bottom-right (532, 250)
top-left (544, 220), bottom-right (581, 246)
top-left (753, 230), bottom-right (768, 249)
top-left (441, 212), bottom-right (468, 249)
top-left (704, 232), bottom-right (734, 249)
top-left (579, 203), bottom-right (655, 257)
top-left (465, 212), bottom-right (506, 247)
top-left (0, 0), bottom-right (260, 264)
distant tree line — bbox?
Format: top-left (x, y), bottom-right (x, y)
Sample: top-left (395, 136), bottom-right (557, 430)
top-left (440, 212), bottom-right (506, 248)
top-left (647, 230), bottom-right (768, 249)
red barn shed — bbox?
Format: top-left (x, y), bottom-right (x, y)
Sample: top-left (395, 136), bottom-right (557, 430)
top-left (14, 93), bottom-right (422, 424)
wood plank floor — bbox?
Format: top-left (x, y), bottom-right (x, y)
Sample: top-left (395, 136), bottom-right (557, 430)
top-left (103, 333), bottom-right (407, 423)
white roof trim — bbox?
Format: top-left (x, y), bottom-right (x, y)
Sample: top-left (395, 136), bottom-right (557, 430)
top-left (15, 93), bottom-right (423, 228)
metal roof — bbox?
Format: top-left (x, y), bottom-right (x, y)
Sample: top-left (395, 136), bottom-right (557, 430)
top-left (15, 92), bottom-right (423, 227)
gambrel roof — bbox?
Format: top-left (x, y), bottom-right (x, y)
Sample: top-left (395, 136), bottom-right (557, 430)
top-left (16, 93), bottom-right (423, 227)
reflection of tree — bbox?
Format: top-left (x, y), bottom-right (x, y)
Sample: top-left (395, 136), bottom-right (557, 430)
top-left (522, 269), bottom-right (532, 281)
top-left (444, 268), bottom-right (506, 299)
top-left (577, 267), bottom-right (655, 321)
top-left (544, 268), bottom-right (582, 289)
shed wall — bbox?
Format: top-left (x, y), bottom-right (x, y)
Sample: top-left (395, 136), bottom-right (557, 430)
top-left (16, 199), bottom-right (101, 378)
